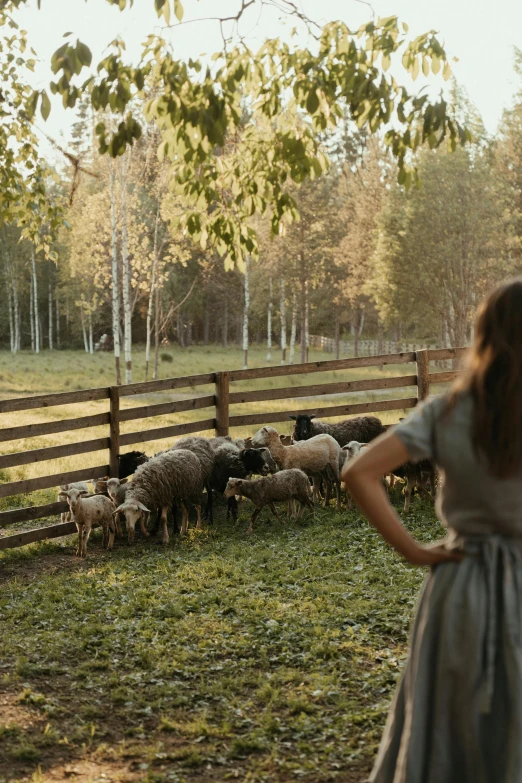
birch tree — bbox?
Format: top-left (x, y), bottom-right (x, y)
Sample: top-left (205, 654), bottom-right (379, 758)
top-left (242, 256), bottom-right (250, 370)
top-left (289, 291), bottom-right (297, 365)
top-left (30, 246), bottom-right (40, 354)
top-left (280, 277), bottom-right (286, 365)
top-left (266, 275), bottom-right (272, 362)
top-left (109, 158), bottom-right (122, 385)
top-left (120, 152), bottom-right (132, 383)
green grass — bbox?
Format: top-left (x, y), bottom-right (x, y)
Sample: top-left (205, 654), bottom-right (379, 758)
top-left (0, 492), bottom-right (443, 782)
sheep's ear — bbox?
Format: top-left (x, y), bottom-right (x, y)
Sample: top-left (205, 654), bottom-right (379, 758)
top-left (135, 501), bottom-right (151, 513)
top-left (258, 447), bottom-right (269, 454)
top-left (238, 449), bottom-right (245, 458)
top-left (262, 426), bottom-right (268, 432)
top-left (113, 504), bottom-right (126, 516)
top-left (99, 475), bottom-right (110, 482)
top-left (309, 414), bottom-right (316, 420)
top-left (78, 490), bottom-right (89, 497)
top-left (120, 477), bottom-right (129, 485)
top-left (289, 415), bottom-right (297, 420)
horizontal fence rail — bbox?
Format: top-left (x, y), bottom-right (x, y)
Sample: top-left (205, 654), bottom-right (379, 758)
top-left (0, 347), bottom-right (467, 550)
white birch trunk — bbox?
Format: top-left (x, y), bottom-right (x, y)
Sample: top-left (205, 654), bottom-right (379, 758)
top-left (109, 157), bottom-right (122, 385)
top-left (242, 256), bottom-right (250, 370)
top-left (55, 291), bottom-right (60, 349)
top-left (280, 277), bottom-right (286, 364)
top-left (266, 275), bottom-right (272, 362)
top-left (289, 291), bottom-right (297, 365)
top-left (145, 206), bottom-right (160, 381)
top-left (80, 306), bottom-right (89, 353)
top-left (304, 279), bottom-right (309, 362)
top-left (13, 275), bottom-right (20, 351)
top-left (153, 284), bottom-right (160, 381)
top-left (31, 246), bottom-right (39, 353)
top-left (7, 276), bottom-right (14, 353)
top-left (48, 270), bottom-right (53, 350)
top-left (88, 310), bottom-right (94, 354)
top-left (121, 152), bottom-right (132, 384)
top-left (29, 275), bottom-right (35, 351)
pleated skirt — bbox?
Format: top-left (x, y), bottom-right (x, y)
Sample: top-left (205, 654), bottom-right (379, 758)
top-left (370, 534), bottom-right (522, 783)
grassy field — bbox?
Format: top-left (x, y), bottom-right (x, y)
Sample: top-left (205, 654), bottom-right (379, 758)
top-left (0, 492), bottom-right (443, 783)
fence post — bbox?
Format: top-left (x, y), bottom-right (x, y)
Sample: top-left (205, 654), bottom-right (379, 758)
top-left (109, 386), bottom-right (120, 477)
top-left (416, 349), bottom-right (430, 401)
top-left (215, 371), bottom-right (230, 437)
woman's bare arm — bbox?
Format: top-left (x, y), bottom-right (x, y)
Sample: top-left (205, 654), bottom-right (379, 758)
top-left (341, 432), bottom-right (462, 567)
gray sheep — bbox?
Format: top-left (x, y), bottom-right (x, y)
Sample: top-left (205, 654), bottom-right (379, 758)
top-left (114, 449), bottom-right (203, 544)
top-left (225, 469), bottom-right (314, 534)
top-left (170, 436), bottom-right (216, 522)
top-left (291, 414), bottom-right (385, 447)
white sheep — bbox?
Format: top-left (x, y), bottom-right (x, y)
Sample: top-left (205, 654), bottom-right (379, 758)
top-left (58, 481), bottom-right (89, 523)
top-left (251, 426), bottom-right (341, 508)
top-left (340, 441), bottom-right (368, 508)
top-left (64, 487), bottom-right (116, 558)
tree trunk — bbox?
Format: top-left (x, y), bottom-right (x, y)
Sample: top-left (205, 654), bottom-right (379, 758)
top-left (153, 284), bottom-right (160, 380)
top-left (222, 296), bottom-right (228, 347)
top-left (145, 205), bottom-right (160, 382)
top-left (266, 275), bottom-right (272, 362)
top-left (377, 319), bottom-right (384, 370)
top-left (289, 291), bottom-right (297, 365)
top-left (88, 311), bottom-right (94, 354)
top-left (353, 311), bottom-right (359, 357)
top-left (80, 307), bottom-right (89, 353)
top-left (121, 152), bottom-right (132, 383)
top-left (7, 274), bottom-right (14, 353)
top-left (30, 280), bottom-right (35, 352)
top-left (48, 264), bottom-right (53, 350)
top-left (31, 246), bottom-right (39, 353)
top-left (109, 157), bottom-right (122, 385)
top-left (186, 320), bottom-right (192, 347)
top-left (55, 291), bottom-right (60, 349)
top-left (334, 312), bottom-right (340, 360)
top-left (14, 275), bottom-right (20, 351)
top-left (300, 278), bottom-right (306, 364)
top-left (280, 277), bottom-right (286, 364)
top-left (242, 256), bottom-right (250, 369)
top-left (301, 280), bottom-right (310, 362)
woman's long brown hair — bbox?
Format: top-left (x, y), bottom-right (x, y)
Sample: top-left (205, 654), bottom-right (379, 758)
top-left (451, 278), bottom-right (522, 478)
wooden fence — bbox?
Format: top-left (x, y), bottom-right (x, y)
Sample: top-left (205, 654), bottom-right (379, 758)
top-left (0, 347), bottom-right (467, 552)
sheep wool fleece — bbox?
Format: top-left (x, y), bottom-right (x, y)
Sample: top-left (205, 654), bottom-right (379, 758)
top-left (371, 392), bottom-right (522, 783)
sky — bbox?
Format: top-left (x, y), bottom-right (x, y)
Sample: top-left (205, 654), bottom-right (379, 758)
top-left (12, 0), bottom-right (522, 160)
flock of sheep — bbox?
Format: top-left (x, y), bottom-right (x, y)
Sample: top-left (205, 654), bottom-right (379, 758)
top-left (58, 414), bottom-right (436, 557)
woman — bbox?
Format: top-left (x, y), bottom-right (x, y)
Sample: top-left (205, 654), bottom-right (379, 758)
top-left (343, 279), bottom-right (522, 783)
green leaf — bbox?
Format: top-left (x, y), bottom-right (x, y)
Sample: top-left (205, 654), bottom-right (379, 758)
top-left (306, 89), bottom-right (319, 115)
top-left (40, 90), bottom-right (51, 121)
top-left (174, 0), bottom-right (184, 21)
top-left (76, 41), bottom-right (92, 68)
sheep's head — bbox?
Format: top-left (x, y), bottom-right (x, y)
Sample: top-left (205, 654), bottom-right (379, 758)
top-left (65, 487), bottom-right (89, 511)
top-left (224, 478), bottom-right (244, 497)
top-left (342, 441), bottom-right (367, 459)
top-left (107, 477), bottom-right (128, 500)
top-left (289, 414), bottom-right (316, 441)
top-left (92, 477), bottom-right (109, 494)
top-left (114, 501), bottom-right (150, 529)
top-left (239, 447), bottom-right (275, 476)
top-left (251, 426), bottom-right (279, 447)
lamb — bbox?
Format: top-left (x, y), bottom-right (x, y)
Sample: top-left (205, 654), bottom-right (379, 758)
top-left (340, 441), bottom-right (368, 508)
top-left (251, 426), bottom-right (341, 508)
top-left (113, 449), bottom-right (203, 545)
top-left (64, 487), bottom-right (115, 558)
top-left (225, 469), bottom-right (314, 534)
top-left (58, 481), bottom-right (89, 523)
top-left (290, 414), bottom-right (385, 447)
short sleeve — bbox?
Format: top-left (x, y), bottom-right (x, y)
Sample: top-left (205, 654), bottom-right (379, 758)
top-left (391, 395), bottom-right (444, 462)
